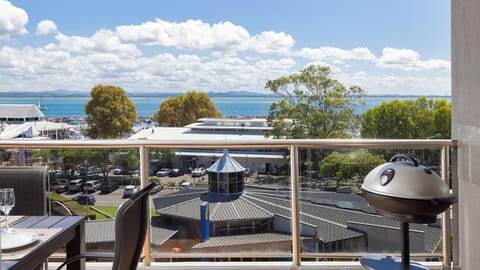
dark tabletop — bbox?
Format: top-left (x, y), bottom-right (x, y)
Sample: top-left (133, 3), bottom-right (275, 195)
top-left (2, 215), bottom-right (85, 270)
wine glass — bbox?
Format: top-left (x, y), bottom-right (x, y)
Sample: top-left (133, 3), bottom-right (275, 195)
top-left (0, 188), bottom-right (15, 233)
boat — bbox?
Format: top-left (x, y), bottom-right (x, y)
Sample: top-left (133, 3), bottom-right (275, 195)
top-left (38, 99), bottom-right (48, 110)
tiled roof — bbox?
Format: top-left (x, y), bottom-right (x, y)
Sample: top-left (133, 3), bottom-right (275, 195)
top-left (192, 233), bottom-right (292, 249)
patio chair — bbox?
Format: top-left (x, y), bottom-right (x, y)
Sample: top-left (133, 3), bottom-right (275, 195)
top-left (0, 166), bottom-right (48, 216)
top-left (56, 181), bottom-right (157, 270)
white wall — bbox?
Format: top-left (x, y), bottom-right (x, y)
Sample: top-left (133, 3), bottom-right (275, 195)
top-left (452, 1), bottom-right (480, 269)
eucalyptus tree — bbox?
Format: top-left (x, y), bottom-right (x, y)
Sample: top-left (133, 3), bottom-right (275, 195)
top-left (85, 84), bottom-right (137, 139)
top-left (265, 65), bottom-right (366, 140)
top-left (154, 91), bottom-right (222, 127)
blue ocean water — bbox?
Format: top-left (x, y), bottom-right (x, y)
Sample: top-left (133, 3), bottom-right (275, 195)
top-left (0, 96), bottom-right (450, 118)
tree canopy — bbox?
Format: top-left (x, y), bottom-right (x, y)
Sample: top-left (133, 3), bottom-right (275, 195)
top-left (360, 97), bottom-right (451, 139)
top-left (85, 85), bottom-right (137, 139)
top-left (265, 65), bottom-right (366, 139)
top-left (320, 151), bottom-right (386, 184)
top-left (153, 91), bottom-right (222, 127)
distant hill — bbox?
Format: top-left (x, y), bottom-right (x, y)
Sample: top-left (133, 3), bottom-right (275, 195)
top-left (0, 90), bottom-right (277, 98)
top-left (0, 90), bottom-right (449, 99)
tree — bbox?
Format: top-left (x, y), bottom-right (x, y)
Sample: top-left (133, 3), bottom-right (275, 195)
top-left (85, 84), bottom-right (137, 139)
top-left (265, 65), bottom-right (366, 139)
top-left (361, 97), bottom-right (451, 139)
top-left (320, 151), bottom-right (386, 187)
top-left (153, 91), bottom-right (222, 127)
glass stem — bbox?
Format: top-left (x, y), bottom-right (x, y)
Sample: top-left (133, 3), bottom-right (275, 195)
top-left (5, 212), bottom-right (9, 232)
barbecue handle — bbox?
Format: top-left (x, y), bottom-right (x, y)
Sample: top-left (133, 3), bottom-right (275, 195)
top-left (389, 153), bottom-right (419, 166)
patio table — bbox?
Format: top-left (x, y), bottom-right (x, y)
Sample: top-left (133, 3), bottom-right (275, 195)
top-left (1, 215), bottom-right (85, 270)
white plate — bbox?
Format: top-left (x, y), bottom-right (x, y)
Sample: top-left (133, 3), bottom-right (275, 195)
top-left (1, 232), bottom-right (39, 250)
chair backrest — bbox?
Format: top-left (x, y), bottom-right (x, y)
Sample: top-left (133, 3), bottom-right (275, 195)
top-left (112, 182), bottom-right (156, 270)
top-left (0, 166), bottom-right (48, 216)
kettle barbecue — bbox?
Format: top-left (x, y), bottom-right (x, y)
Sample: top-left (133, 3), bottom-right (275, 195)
top-left (360, 153), bottom-right (456, 270)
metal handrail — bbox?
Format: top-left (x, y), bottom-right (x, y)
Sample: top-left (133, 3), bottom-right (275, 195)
top-left (0, 138), bottom-right (456, 267)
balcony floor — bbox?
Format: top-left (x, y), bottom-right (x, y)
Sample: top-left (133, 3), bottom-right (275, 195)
top-left (46, 261), bottom-right (444, 270)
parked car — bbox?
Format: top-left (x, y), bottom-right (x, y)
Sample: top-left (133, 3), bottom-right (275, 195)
top-left (67, 179), bottom-right (84, 193)
top-left (113, 168), bottom-right (130, 175)
top-left (123, 185), bottom-right (139, 198)
top-left (168, 168), bottom-right (184, 177)
top-left (156, 168), bottom-right (171, 177)
top-left (73, 193), bottom-right (96, 205)
top-left (100, 180), bottom-right (119, 194)
top-left (150, 183), bottom-right (163, 195)
top-left (84, 180), bottom-right (101, 193)
top-left (180, 182), bottom-right (193, 189)
top-left (131, 169), bottom-right (140, 177)
top-left (54, 184), bottom-right (68, 194)
top-left (191, 167), bottom-right (206, 177)
top-left (52, 178), bottom-right (69, 194)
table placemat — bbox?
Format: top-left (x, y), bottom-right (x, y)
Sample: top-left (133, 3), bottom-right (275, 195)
top-left (2, 228), bottom-right (63, 260)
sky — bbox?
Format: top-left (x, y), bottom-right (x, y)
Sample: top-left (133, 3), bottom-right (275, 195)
top-left (0, 0), bottom-right (451, 95)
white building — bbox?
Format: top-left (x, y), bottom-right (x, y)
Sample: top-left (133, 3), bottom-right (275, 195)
top-left (0, 104), bottom-right (82, 140)
top-left (0, 104), bottom-right (45, 123)
top-left (129, 118), bottom-right (287, 174)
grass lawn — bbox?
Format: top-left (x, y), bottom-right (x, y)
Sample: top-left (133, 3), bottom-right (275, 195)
top-left (93, 205), bottom-right (118, 220)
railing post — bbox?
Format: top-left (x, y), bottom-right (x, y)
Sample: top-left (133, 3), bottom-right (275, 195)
top-left (441, 146), bottom-right (451, 268)
top-left (451, 146), bottom-right (460, 268)
top-left (290, 144), bottom-right (301, 266)
top-left (140, 144), bottom-right (151, 266)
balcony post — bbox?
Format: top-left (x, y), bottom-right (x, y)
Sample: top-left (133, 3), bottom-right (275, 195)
top-left (290, 144), bottom-right (301, 266)
top-left (140, 144), bottom-right (152, 266)
top-left (441, 145), bottom-right (451, 267)
top-left (451, 146), bottom-right (460, 268)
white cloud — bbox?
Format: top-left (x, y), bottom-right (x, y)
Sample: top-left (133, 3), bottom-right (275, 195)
top-left (116, 19), bottom-right (250, 53)
top-left (0, 14), bottom-right (451, 95)
top-left (377, 47), bottom-right (450, 71)
top-left (116, 19), bottom-right (297, 56)
top-left (250, 31), bottom-right (294, 54)
top-left (0, 0), bottom-right (28, 39)
top-left (52, 29), bottom-right (141, 57)
top-left (36, 20), bottom-right (57, 35)
top-left (297, 46), bottom-right (376, 63)
top-left (336, 70), bottom-right (451, 96)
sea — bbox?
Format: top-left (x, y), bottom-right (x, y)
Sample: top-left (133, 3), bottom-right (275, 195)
top-left (0, 96), bottom-right (451, 118)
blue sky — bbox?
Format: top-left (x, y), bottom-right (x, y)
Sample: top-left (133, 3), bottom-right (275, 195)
top-left (0, 0), bottom-right (451, 95)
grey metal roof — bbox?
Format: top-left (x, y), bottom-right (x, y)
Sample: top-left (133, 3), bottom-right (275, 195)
top-left (247, 191), bottom-right (441, 250)
top-left (207, 150), bottom-right (245, 173)
top-left (153, 188), bottom-right (206, 210)
top-left (85, 219), bottom-right (178, 245)
top-left (151, 226), bottom-right (178, 246)
top-left (0, 104), bottom-right (44, 119)
top-left (85, 220), bottom-right (115, 244)
top-left (158, 194), bottom-right (274, 222)
top-left (152, 187), bottom-right (442, 252)
top-left (192, 233), bottom-right (292, 249)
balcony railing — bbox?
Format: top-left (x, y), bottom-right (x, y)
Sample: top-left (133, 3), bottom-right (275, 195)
top-left (0, 138), bottom-right (456, 269)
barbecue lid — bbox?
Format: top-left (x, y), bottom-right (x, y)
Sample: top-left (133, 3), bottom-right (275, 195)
top-left (361, 154), bottom-right (451, 200)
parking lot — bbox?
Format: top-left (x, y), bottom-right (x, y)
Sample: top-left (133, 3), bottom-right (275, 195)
top-left (57, 175), bottom-right (201, 207)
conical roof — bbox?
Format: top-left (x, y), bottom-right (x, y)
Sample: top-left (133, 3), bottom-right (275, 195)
top-left (207, 150), bottom-right (245, 173)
